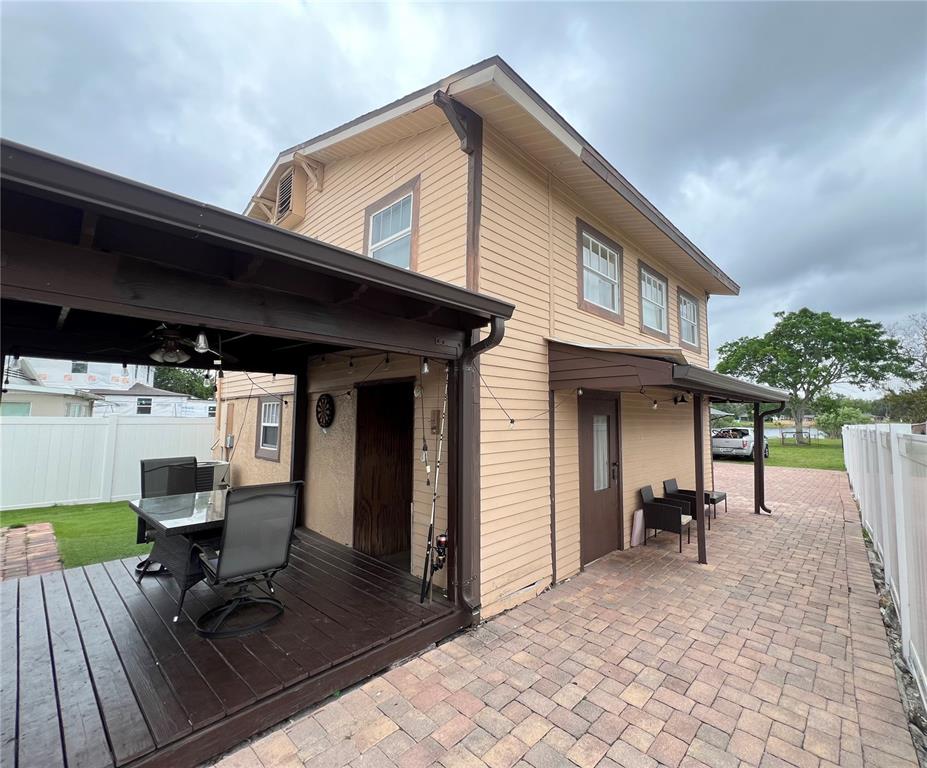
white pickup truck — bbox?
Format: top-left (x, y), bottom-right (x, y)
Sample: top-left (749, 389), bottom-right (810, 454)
top-left (711, 427), bottom-right (769, 460)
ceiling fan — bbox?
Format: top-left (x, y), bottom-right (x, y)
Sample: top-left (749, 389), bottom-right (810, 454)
top-left (95, 325), bottom-right (238, 366)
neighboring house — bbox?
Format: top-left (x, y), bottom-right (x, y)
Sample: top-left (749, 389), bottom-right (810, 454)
top-left (206, 56), bottom-right (781, 617)
top-left (0, 356), bottom-right (99, 416)
top-left (88, 382), bottom-right (216, 417)
top-left (18, 357), bottom-right (155, 390)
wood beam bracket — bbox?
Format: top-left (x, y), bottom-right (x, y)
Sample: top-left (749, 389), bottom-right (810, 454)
top-left (294, 153), bottom-right (324, 192)
top-left (250, 196), bottom-right (275, 221)
top-left (433, 91), bottom-right (479, 155)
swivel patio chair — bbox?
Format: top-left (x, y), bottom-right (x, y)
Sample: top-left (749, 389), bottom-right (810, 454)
top-left (663, 478), bottom-right (726, 521)
top-left (640, 485), bottom-right (693, 552)
top-left (135, 457), bottom-right (198, 580)
top-left (192, 481), bottom-right (302, 638)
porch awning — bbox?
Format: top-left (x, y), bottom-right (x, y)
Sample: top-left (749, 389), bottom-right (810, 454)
top-left (547, 340), bottom-right (787, 404)
top-left (1, 140), bottom-right (514, 371)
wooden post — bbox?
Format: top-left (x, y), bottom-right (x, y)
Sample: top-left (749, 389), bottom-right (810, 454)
top-left (754, 403), bottom-right (764, 514)
top-left (290, 366), bottom-right (309, 529)
top-left (694, 394), bottom-right (707, 564)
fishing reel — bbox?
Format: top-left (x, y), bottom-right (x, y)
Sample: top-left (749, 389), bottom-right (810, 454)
top-left (432, 532), bottom-right (448, 573)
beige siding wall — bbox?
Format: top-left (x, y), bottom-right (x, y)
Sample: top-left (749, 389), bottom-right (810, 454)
top-left (478, 130), bottom-right (554, 614)
top-left (302, 353), bottom-right (447, 586)
top-left (215, 388), bottom-right (294, 488)
top-left (218, 123), bottom-right (468, 489)
top-left (552, 390), bottom-right (580, 580)
top-left (620, 392), bottom-right (710, 549)
top-left (478, 127), bottom-right (717, 614)
top-left (293, 122), bottom-right (468, 286)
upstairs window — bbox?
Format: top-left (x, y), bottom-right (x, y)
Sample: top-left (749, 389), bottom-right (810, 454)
top-left (71, 362), bottom-right (88, 374)
top-left (364, 177), bottom-right (420, 270)
top-left (679, 290), bottom-right (700, 348)
top-left (136, 397), bottom-right (152, 415)
top-left (639, 264), bottom-right (668, 337)
top-left (576, 220), bottom-right (623, 323)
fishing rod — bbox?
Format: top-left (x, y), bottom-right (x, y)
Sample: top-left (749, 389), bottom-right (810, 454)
top-left (420, 361), bottom-right (449, 603)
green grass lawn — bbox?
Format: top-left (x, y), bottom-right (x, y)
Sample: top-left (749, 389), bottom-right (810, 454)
top-left (716, 437), bottom-right (846, 471)
top-left (0, 501), bottom-right (150, 568)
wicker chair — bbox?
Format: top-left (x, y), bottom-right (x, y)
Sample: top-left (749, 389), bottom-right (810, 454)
top-left (639, 486), bottom-right (692, 552)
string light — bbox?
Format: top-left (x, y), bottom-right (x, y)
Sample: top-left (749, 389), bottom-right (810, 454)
top-left (422, 358), bottom-right (430, 375)
top-left (652, 400), bottom-right (659, 410)
top-left (348, 358), bottom-right (354, 369)
top-left (384, 353), bottom-right (391, 371)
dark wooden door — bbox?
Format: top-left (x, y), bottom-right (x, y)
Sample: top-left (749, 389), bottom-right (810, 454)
top-left (578, 393), bottom-right (620, 565)
top-left (353, 381), bottom-right (414, 560)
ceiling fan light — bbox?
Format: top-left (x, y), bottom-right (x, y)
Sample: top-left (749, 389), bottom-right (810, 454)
top-left (194, 332), bottom-right (210, 354)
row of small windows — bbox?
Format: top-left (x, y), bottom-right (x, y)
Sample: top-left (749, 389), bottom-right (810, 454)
top-left (580, 227), bottom-right (700, 347)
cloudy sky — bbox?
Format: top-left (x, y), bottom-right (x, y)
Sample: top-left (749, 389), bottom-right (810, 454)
top-left (2, 2), bottom-right (925, 382)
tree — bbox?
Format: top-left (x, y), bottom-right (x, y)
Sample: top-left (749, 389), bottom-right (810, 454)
top-left (890, 312), bottom-right (927, 387)
top-left (881, 387), bottom-right (927, 424)
top-left (153, 367), bottom-right (214, 400)
top-left (816, 406), bottom-right (868, 438)
top-left (716, 309), bottom-right (913, 442)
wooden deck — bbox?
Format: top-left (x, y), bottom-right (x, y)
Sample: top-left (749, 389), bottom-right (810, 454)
top-left (0, 528), bottom-right (465, 768)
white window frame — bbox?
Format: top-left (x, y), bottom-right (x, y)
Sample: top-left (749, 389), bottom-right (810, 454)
top-left (260, 400), bottom-right (281, 450)
top-left (0, 402), bottom-right (32, 416)
top-left (136, 397), bottom-right (152, 415)
top-left (581, 232), bottom-right (621, 315)
top-left (679, 292), bottom-right (699, 347)
top-left (368, 192), bottom-right (414, 267)
top-left (640, 265), bottom-right (668, 335)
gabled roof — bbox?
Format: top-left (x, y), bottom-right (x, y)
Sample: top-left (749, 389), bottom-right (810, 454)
top-left (247, 56), bottom-right (739, 296)
top-left (85, 382), bottom-right (192, 398)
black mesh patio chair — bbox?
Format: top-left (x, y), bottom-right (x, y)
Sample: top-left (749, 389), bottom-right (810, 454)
top-left (192, 481), bottom-right (302, 638)
top-left (135, 457), bottom-right (198, 580)
top-left (640, 485), bottom-right (692, 552)
top-left (663, 478), bottom-right (727, 520)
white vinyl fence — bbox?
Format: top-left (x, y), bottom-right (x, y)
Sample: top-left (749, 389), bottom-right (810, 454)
top-left (0, 416), bottom-right (215, 510)
top-left (844, 423), bottom-right (927, 707)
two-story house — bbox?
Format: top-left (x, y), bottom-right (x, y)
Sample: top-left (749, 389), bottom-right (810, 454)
top-left (217, 56), bottom-right (784, 618)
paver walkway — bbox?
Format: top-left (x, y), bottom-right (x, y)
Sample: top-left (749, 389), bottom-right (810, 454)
top-left (0, 522), bottom-right (62, 580)
top-left (214, 464), bottom-right (919, 768)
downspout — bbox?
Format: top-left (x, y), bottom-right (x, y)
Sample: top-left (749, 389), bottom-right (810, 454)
top-left (456, 316), bottom-right (505, 623)
top-left (754, 401), bottom-right (786, 514)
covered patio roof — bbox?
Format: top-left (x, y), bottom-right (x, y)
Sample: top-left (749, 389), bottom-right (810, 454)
top-left (0, 140), bottom-right (513, 373)
top-left (547, 340), bottom-right (788, 403)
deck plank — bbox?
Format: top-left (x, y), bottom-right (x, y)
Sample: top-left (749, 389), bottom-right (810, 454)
top-left (16, 574), bottom-right (64, 768)
top-left (290, 535), bottom-right (444, 616)
top-left (0, 580), bottom-right (18, 768)
top-left (42, 570), bottom-right (114, 768)
top-left (63, 567), bottom-right (155, 765)
top-left (101, 560), bottom-right (225, 730)
top-left (122, 559), bottom-right (285, 702)
top-left (83, 563), bottom-right (192, 747)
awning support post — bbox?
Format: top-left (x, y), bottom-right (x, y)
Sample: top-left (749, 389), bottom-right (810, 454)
top-left (754, 401), bottom-right (785, 514)
top-left (694, 393), bottom-right (707, 564)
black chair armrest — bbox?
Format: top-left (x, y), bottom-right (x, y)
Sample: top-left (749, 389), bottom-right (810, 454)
top-left (657, 495), bottom-right (692, 515)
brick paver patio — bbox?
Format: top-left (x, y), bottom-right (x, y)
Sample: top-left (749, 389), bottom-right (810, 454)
top-left (214, 463), bottom-right (919, 768)
top-left (0, 521), bottom-right (62, 580)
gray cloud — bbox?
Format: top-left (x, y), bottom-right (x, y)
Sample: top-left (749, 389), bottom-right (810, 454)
top-left (2, 1), bottom-right (925, 373)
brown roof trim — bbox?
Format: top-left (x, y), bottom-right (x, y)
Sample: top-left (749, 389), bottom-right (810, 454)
top-left (1, 140), bottom-right (514, 325)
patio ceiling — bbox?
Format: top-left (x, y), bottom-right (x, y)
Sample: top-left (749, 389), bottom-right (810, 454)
top-left (0, 140), bottom-right (513, 372)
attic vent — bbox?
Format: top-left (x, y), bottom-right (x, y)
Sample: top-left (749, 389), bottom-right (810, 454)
top-left (275, 169), bottom-right (294, 222)
top-left (272, 165), bottom-right (307, 228)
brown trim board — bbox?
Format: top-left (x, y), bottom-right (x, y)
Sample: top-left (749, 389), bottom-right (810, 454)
top-left (548, 389), bottom-right (557, 584)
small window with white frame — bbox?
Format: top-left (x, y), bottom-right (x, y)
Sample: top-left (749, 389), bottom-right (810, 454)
top-left (136, 397), bottom-right (152, 415)
top-left (678, 290), bottom-right (700, 348)
top-left (639, 264), bottom-right (668, 337)
top-left (255, 396), bottom-right (282, 461)
top-left (365, 177), bottom-right (419, 269)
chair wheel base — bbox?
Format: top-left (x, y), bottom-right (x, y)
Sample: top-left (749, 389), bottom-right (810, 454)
top-left (195, 595), bottom-right (283, 639)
